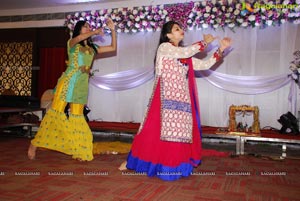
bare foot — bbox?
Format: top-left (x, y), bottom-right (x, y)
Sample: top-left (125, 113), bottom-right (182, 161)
top-left (118, 161), bottom-right (127, 171)
top-left (75, 158), bottom-right (84, 162)
top-left (28, 143), bottom-right (37, 160)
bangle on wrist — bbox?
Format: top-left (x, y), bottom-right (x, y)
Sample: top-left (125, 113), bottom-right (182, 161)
top-left (213, 48), bottom-right (223, 61)
top-left (196, 40), bottom-right (207, 51)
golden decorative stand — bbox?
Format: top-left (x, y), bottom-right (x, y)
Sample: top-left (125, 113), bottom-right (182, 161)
top-left (228, 105), bottom-right (260, 134)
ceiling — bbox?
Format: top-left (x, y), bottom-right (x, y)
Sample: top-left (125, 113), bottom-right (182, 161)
top-left (0, 0), bottom-right (119, 10)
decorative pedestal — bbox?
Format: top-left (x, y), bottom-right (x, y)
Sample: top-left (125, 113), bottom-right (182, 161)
top-left (228, 105), bottom-right (260, 134)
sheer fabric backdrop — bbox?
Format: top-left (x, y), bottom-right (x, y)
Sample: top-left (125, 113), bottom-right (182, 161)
top-left (88, 23), bottom-right (300, 130)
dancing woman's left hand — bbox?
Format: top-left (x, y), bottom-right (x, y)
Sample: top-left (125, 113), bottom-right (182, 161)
top-left (80, 66), bottom-right (90, 74)
top-left (106, 18), bottom-right (115, 31)
top-left (219, 37), bottom-right (232, 52)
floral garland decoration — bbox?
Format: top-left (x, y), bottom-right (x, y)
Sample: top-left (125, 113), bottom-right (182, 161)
top-left (65, 0), bottom-right (300, 33)
top-left (289, 50), bottom-right (300, 85)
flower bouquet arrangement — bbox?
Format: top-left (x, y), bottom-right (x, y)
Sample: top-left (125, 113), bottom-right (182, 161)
top-left (289, 50), bottom-right (300, 84)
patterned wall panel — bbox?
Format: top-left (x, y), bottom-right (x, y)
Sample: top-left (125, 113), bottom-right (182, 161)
top-left (0, 42), bottom-right (33, 96)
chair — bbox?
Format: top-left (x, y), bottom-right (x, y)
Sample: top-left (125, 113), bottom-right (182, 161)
top-left (40, 89), bottom-right (54, 111)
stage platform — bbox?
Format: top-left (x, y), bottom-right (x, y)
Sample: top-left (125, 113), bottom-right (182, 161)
top-left (88, 121), bottom-right (300, 158)
top-left (2, 119), bottom-right (300, 158)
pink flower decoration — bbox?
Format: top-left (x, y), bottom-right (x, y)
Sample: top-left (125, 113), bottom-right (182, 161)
top-left (64, 0), bottom-right (300, 33)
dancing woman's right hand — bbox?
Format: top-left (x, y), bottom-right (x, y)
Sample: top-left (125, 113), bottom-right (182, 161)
top-left (94, 28), bottom-right (104, 36)
top-left (203, 34), bottom-right (217, 44)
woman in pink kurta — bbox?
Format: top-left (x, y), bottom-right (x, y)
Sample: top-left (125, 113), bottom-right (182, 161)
top-left (123, 21), bottom-right (232, 181)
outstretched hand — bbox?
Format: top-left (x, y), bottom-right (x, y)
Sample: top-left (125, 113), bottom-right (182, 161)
top-left (203, 34), bottom-right (217, 44)
top-left (94, 28), bottom-right (104, 36)
top-left (219, 37), bottom-right (232, 52)
top-left (105, 18), bottom-right (115, 31)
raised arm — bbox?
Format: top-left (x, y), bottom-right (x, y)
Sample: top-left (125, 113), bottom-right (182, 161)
top-left (157, 41), bottom-right (208, 58)
top-left (69, 28), bottom-right (103, 49)
top-left (192, 50), bottom-right (222, 70)
top-left (157, 33), bottom-right (218, 59)
top-left (96, 18), bottom-right (117, 54)
top-left (192, 37), bottom-right (232, 70)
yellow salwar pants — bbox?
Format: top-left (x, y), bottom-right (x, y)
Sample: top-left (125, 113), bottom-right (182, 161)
top-left (31, 77), bottom-right (93, 161)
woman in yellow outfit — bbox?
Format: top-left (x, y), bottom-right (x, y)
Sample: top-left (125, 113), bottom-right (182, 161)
top-left (28, 18), bottom-right (117, 161)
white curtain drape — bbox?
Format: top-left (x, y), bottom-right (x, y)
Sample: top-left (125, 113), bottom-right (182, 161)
top-left (87, 23), bottom-right (300, 130)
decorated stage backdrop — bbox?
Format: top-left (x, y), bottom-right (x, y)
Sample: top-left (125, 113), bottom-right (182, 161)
top-left (65, 0), bottom-right (300, 129)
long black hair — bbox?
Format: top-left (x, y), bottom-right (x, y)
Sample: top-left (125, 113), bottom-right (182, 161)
top-left (73, 20), bottom-right (97, 53)
top-left (154, 21), bottom-right (183, 64)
